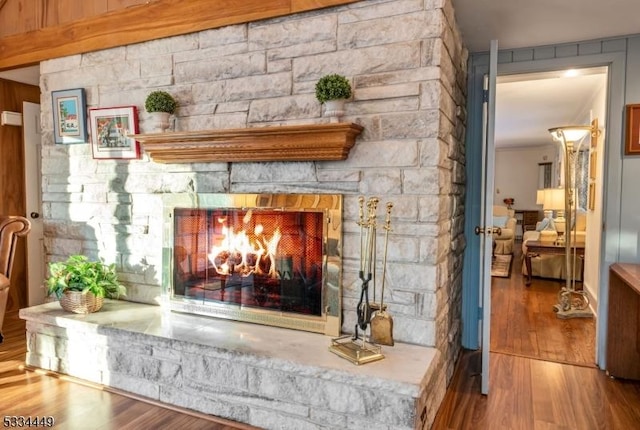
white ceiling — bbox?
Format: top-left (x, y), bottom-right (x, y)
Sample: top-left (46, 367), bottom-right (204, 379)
top-left (496, 68), bottom-right (607, 148)
top-left (450, 0), bottom-right (622, 149)
top-left (0, 65), bottom-right (39, 85)
top-left (452, 0), bottom-right (640, 53)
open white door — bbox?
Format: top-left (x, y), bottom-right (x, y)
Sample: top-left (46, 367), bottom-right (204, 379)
top-left (23, 101), bottom-right (45, 306)
top-left (477, 40), bottom-right (498, 395)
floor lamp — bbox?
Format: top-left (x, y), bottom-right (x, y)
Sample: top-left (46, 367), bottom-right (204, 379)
top-left (547, 122), bottom-right (598, 319)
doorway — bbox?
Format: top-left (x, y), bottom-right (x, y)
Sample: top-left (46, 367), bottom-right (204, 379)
top-left (490, 66), bottom-right (608, 366)
top-left (0, 66), bottom-right (42, 309)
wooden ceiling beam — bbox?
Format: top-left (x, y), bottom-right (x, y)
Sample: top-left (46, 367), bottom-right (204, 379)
top-left (0, 0), bottom-right (358, 71)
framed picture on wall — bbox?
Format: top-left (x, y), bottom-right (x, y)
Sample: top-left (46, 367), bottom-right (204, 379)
top-left (625, 104), bottom-right (640, 155)
top-left (589, 151), bottom-right (597, 180)
top-left (590, 118), bottom-right (599, 148)
top-left (89, 106), bottom-right (140, 159)
top-left (52, 88), bottom-right (87, 144)
top-left (588, 183), bottom-right (596, 211)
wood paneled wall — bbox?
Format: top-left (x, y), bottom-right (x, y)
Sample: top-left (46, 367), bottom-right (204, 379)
top-left (0, 0), bottom-right (358, 71)
top-left (0, 0), bottom-right (148, 38)
top-left (0, 78), bottom-right (40, 310)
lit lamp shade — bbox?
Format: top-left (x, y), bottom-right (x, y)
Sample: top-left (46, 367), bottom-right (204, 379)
top-left (536, 189), bottom-right (546, 205)
top-left (549, 126), bottom-right (591, 143)
top-left (540, 188), bottom-right (565, 242)
top-left (542, 188), bottom-right (565, 212)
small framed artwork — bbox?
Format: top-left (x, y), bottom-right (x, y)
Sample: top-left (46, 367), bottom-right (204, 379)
top-left (625, 104), bottom-right (640, 155)
top-left (52, 88), bottom-right (88, 144)
top-left (89, 106), bottom-right (140, 159)
top-left (589, 151), bottom-right (597, 180)
top-left (588, 183), bottom-right (596, 211)
top-left (590, 118), bottom-right (599, 148)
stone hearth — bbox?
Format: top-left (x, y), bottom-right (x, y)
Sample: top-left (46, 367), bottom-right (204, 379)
top-left (36, 1), bottom-right (468, 427)
top-left (20, 301), bottom-right (441, 430)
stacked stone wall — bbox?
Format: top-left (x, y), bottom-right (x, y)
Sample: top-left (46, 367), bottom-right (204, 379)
top-left (39, 0), bottom-right (467, 384)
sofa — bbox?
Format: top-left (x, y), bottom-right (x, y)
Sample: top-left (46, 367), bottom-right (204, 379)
top-left (522, 211), bottom-right (586, 280)
top-left (493, 205), bottom-right (517, 255)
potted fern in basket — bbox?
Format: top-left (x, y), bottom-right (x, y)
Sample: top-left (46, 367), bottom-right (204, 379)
top-left (47, 255), bottom-right (126, 314)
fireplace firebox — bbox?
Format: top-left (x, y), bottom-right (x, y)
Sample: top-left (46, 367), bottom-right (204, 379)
top-left (162, 194), bottom-right (342, 335)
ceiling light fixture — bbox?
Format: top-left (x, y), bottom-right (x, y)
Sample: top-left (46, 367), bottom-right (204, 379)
top-left (563, 69), bottom-right (579, 78)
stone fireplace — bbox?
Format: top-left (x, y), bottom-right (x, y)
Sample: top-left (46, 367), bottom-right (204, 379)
top-left (164, 193), bottom-right (342, 335)
top-left (31, 1), bottom-right (468, 428)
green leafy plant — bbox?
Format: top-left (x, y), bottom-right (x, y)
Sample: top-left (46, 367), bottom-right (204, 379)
top-left (47, 255), bottom-right (126, 299)
top-left (315, 74), bottom-right (352, 104)
top-left (144, 90), bottom-right (178, 114)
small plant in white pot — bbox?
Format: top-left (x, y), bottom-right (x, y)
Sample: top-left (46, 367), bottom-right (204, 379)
top-left (144, 90), bottom-right (178, 132)
top-left (47, 255), bottom-right (126, 314)
top-left (315, 74), bottom-right (352, 121)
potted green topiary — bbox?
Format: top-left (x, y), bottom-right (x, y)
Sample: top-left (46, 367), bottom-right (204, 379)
top-left (144, 90), bottom-right (178, 132)
top-left (315, 74), bottom-right (352, 121)
top-left (47, 255), bottom-right (126, 314)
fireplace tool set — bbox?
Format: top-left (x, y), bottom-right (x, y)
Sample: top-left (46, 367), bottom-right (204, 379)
top-left (330, 197), bottom-right (394, 365)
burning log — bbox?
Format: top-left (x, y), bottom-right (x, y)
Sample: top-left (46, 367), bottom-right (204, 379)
top-left (207, 223), bottom-right (281, 278)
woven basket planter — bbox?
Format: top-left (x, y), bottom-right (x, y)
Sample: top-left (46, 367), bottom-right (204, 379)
top-left (59, 290), bottom-right (104, 314)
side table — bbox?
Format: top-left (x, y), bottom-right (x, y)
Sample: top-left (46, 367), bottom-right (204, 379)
top-left (524, 240), bottom-right (585, 286)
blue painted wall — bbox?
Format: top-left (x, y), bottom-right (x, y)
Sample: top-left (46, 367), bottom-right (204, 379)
top-left (462, 36), bottom-right (640, 366)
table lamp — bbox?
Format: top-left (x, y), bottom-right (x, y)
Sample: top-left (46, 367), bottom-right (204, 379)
top-left (537, 189), bottom-right (553, 220)
top-left (541, 188), bottom-right (565, 242)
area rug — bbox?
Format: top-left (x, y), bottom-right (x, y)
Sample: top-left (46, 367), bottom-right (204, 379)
top-left (491, 254), bottom-right (513, 278)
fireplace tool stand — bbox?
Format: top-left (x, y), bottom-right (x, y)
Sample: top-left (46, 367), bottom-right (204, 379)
top-left (330, 197), bottom-right (390, 365)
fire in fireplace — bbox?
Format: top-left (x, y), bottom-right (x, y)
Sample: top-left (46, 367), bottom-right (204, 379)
top-left (162, 194), bottom-right (342, 335)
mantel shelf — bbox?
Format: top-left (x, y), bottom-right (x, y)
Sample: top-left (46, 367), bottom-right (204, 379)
top-left (131, 122), bottom-right (364, 163)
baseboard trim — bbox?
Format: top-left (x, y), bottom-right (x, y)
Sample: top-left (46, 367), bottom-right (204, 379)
top-left (582, 281), bottom-right (598, 316)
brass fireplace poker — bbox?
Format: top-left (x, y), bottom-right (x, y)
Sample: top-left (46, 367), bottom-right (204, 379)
top-left (370, 202), bottom-right (394, 346)
top-left (329, 196), bottom-right (394, 365)
top-left (355, 197), bottom-right (378, 338)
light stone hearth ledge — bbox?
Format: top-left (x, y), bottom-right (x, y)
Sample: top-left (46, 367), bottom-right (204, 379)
top-left (20, 300), bottom-right (442, 430)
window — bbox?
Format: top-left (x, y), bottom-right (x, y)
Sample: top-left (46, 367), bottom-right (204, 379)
top-left (538, 162), bottom-right (552, 188)
top-left (575, 150), bottom-right (589, 211)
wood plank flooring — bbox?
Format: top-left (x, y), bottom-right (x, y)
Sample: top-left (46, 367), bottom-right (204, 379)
top-left (3, 252), bottom-right (640, 430)
top-left (432, 349), bottom-right (640, 429)
top-left (433, 242), bottom-right (640, 429)
top-left (490, 243), bottom-right (596, 366)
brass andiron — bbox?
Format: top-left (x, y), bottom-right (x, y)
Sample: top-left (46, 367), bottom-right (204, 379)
top-left (329, 196), bottom-right (392, 365)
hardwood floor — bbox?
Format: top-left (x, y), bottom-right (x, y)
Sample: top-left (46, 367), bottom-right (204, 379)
top-left (3, 258), bottom-right (639, 430)
top-left (0, 311), bottom-right (256, 430)
top-left (491, 242), bottom-right (596, 365)
top-left (433, 242), bottom-right (640, 429)
top-left (431, 349), bottom-right (640, 429)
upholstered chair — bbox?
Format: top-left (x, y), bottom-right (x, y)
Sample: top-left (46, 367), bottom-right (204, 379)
top-left (0, 216), bottom-right (31, 343)
top-left (492, 205), bottom-right (517, 255)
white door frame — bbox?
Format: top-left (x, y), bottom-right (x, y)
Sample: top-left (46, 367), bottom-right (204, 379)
top-left (463, 49), bottom-right (626, 370)
top-left (495, 53), bottom-right (625, 367)
top-left (23, 101), bottom-right (45, 306)
top-left (478, 40), bottom-right (498, 394)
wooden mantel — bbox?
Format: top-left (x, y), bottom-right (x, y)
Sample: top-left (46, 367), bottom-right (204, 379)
top-left (132, 122), bottom-right (364, 163)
